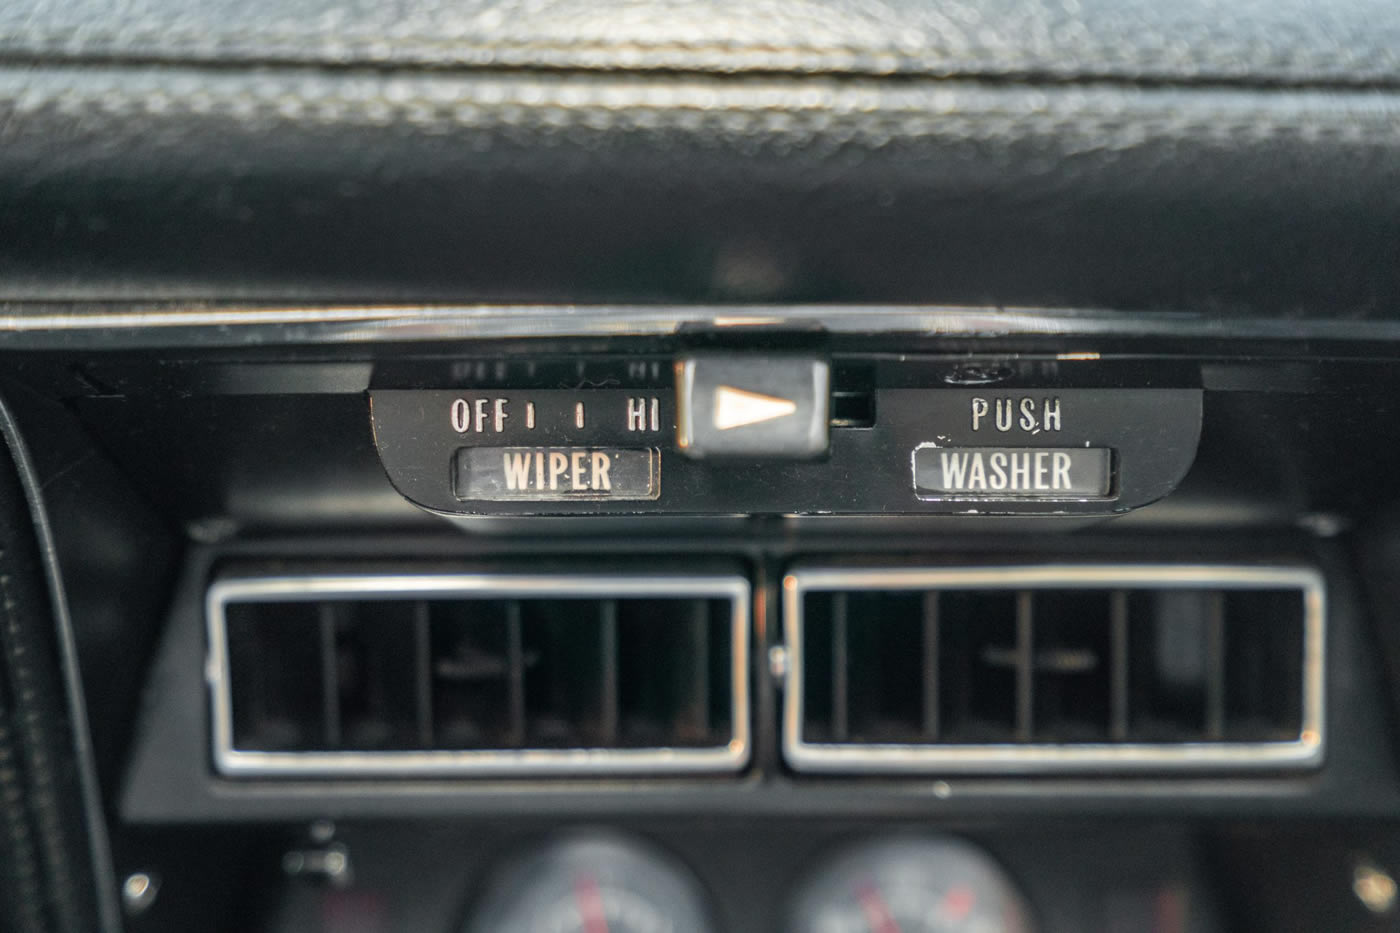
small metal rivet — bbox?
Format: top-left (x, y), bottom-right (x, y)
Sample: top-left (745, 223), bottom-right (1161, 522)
top-left (309, 819), bottom-right (336, 844)
top-left (185, 517), bottom-right (240, 544)
top-left (1354, 860), bottom-right (1398, 915)
top-left (284, 842), bottom-right (353, 889)
top-left (942, 364), bottom-right (1014, 387)
top-left (1298, 512), bottom-right (1349, 538)
top-left (768, 645), bottom-right (789, 682)
top-left (121, 872), bottom-right (159, 916)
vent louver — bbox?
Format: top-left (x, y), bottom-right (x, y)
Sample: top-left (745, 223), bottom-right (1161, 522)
top-left (783, 565), bottom-right (1324, 774)
top-left (208, 573), bottom-right (749, 776)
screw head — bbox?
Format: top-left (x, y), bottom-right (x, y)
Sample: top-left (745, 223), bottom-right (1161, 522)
top-left (942, 364), bottom-right (1014, 387)
top-left (121, 872), bottom-right (159, 916)
top-left (309, 819), bottom-right (336, 844)
top-left (1354, 860), bottom-right (1398, 915)
top-left (768, 645), bottom-right (789, 682)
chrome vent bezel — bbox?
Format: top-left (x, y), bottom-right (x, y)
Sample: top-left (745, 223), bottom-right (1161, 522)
top-left (782, 564), bottom-right (1325, 774)
top-left (207, 573), bottom-right (750, 777)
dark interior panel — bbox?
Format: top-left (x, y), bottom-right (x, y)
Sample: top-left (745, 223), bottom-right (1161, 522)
top-left (5, 0), bottom-right (1400, 927)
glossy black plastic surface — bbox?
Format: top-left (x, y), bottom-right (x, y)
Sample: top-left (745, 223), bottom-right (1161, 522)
top-left (372, 358), bottom-right (1201, 516)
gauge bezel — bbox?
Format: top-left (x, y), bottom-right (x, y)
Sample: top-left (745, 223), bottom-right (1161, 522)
top-left (462, 830), bottom-right (720, 933)
top-left (784, 834), bottom-right (1037, 933)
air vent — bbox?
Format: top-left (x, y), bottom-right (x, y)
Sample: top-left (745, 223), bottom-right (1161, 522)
top-left (782, 565), bottom-right (1324, 774)
top-left (207, 573), bottom-right (749, 776)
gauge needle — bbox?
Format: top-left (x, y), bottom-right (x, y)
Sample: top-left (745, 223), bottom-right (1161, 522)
top-left (574, 874), bottom-right (611, 933)
top-left (941, 885), bottom-right (976, 921)
top-left (856, 882), bottom-right (903, 933)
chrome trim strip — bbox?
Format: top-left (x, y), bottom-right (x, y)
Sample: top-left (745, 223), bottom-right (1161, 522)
top-left (207, 573), bottom-right (751, 777)
top-left (6, 302), bottom-right (1400, 349)
top-left (781, 564), bottom-right (1326, 774)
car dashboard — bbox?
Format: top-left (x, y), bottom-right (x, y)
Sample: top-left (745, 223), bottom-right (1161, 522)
top-left (3, 1), bottom-right (1400, 931)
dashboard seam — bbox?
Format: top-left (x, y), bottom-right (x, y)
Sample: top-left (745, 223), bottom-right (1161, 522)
top-left (6, 75), bottom-right (1400, 142)
top-left (0, 32), bottom-right (1397, 80)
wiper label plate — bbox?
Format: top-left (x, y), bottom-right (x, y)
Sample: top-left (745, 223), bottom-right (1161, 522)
top-left (454, 446), bottom-right (661, 501)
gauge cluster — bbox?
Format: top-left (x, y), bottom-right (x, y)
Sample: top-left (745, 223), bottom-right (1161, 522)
top-left (460, 833), bottom-right (1031, 933)
top-left (239, 820), bottom-right (1216, 933)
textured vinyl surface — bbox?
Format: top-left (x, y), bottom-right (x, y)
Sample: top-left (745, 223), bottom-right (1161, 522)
top-left (2, 0), bottom-right (1400, 84)
top-left (2, 67), bottom-right (1399, 314)
top-left (2, 0), bottom-right (1400, 314)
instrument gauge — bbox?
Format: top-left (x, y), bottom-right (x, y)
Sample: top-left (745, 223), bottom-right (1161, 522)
top-left (466, 834), bottom-right (715, 933)
top-left (787, 837), bottom-right (1033, 933)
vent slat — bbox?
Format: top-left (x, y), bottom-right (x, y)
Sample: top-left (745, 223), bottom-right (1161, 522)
top-left (505, 600), bottom-right (525, 747)
top-left (1205, 592), bottom-right (1227, 741)
top-left (1015, 591), bottom-right (1034, 743)
top-left (318, 603), bottom-right (342, 748)
top-left (921, 592), bottom-right (940, 740)
top-left (1109, 590), bottom-right (1130, 743)
top-left (688, 600), bottom-right (711, 736)
top-left (599, 599), bottom-right (619, 745)
top-left (831, 592), bottom-right (849, 743)
top-left (414, 601), bottom-right (433, 747)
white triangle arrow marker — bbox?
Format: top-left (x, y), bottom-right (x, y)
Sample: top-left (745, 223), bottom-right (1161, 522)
top-left (712, 385), bottom-right (799, 430)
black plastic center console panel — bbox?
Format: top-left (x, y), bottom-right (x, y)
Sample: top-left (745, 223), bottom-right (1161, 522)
top-left (7, 310), bottom-right (1400, 933)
